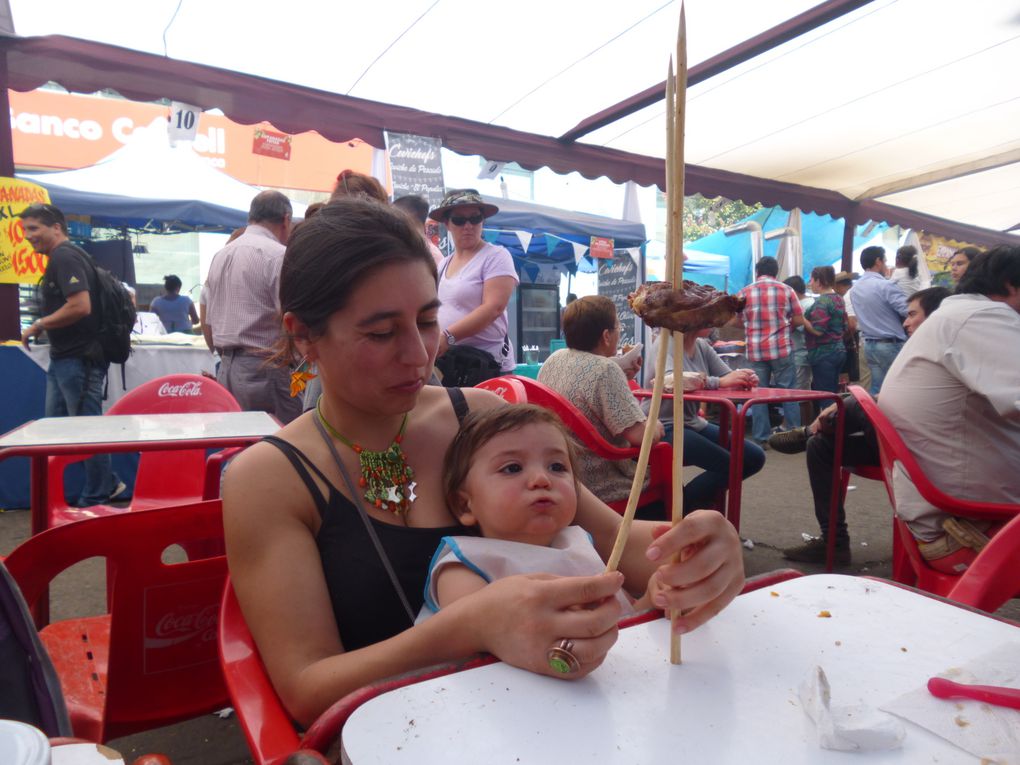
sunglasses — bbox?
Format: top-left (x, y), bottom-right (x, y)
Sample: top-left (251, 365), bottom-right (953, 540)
top-left (448, 214), bottom-right (484, 227)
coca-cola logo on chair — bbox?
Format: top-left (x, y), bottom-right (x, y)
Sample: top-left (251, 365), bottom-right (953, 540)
top-left (158, 381), bottom-right (203, 398)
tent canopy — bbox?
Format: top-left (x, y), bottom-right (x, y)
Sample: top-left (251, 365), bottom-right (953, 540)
top-left (17, 127), bottom-right (303, 231)
top-left (3, 0), bottom-right (1019, 245)
top-left (481, 194), bottom-right (646, 276)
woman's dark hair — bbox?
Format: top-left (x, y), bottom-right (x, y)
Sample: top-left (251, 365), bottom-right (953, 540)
top-left (331, 169), bottom-right (388, 203)
top-left (810, 265), bottom-right (836, 288)
top-left (443, 404), bottom-right (578, 519)
top-left (909, 286), bottom-right (950, 318)
top-left (953, 246), bottom-right (982, 263)
top-left (163, 274), bottom-right (183, 292)
top-left (277, 197), bottom-right (437, 359)
top-left (562, 295), bottom-right (617, 352)
top-left (783, 275), bottom-right (806, 295)
top-left (956, 246), bottom-right (1020, 297)
top-left (896, 245), bottom-right (919, 279)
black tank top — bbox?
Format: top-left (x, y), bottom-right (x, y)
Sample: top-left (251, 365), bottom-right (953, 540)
top-left (262, 388), bottom-right (472, 650)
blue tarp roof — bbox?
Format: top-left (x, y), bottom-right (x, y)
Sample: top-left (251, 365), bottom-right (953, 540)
top-left (686, 206), bottom-right (889, 292)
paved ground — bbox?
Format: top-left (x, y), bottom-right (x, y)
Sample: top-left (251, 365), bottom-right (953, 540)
top-left (1, 447), bottom-right (1015, 764)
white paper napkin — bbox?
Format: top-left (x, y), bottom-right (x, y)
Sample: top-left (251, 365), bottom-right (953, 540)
top-left (799, 666), bottom-right (905, 751)
top-left (881, 642), bottom-right (1020, 764)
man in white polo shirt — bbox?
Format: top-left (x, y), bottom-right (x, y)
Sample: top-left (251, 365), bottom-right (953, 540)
top-left (879, 246), bottom-right (1020, 573)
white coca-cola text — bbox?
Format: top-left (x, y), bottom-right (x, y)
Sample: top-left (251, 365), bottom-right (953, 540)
top-left (154, 605), bottom-right (218, 642)
top-left (158, 381), bottom-right (203, 397)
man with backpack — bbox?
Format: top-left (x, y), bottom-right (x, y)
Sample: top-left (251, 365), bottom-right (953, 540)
top-left (19, 203), bottom-right (126, 507)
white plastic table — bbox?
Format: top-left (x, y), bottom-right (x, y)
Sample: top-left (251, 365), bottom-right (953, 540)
top-left (341, 575), bottom-right (1019, 764)
top-left (0, 410), bottom-right (279, 535)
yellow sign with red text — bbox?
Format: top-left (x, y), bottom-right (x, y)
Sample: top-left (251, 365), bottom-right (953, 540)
top-left (0, 178), bottom-right (51, 284)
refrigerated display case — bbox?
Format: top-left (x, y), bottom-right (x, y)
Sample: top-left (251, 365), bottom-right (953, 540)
top-left (516, 283), bottom-right (560, 363)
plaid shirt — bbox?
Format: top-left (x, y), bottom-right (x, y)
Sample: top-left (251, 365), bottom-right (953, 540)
top-left (737, 276), bottom-right (804, 361)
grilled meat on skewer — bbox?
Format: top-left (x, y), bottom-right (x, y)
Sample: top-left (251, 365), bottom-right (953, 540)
top-left (628, 281), bottom-right (746, 333)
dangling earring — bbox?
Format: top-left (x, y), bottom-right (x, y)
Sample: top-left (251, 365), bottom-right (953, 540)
top-left (289, 356), bottom-right (317, 397)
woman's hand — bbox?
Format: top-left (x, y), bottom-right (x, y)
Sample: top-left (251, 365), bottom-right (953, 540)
top-left (454, 572), bottom-right (625, 679)
top-left (643, 511), bottom-right (744, 634)
top-left (719, 369), bottom-right (756, 389)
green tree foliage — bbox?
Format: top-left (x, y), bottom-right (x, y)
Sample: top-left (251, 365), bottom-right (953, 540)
top-left (682, 194), bottom-right (761, 242)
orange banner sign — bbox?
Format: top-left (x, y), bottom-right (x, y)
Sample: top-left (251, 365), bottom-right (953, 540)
top-left (0, 178), bottom-right (51, 284)
top-left (9, 89), bottom-right (373, 193)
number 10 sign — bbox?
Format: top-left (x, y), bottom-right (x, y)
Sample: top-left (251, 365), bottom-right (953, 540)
top-left (168, 101), bottom-right (202, 143)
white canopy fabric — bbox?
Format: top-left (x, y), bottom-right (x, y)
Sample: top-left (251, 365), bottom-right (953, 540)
top-left (19, 126), bottom-right (283, 216)
top-left (7, 0), bottom-right (1020, 235)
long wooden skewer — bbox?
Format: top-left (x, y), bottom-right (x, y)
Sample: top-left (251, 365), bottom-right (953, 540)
top-left (668, 3), bottom-right (688, 665)
top-left (603, 6), bottom-right (688, 667)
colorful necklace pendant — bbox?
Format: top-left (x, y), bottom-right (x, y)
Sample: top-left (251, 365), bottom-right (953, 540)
top-left (316, 398), bottom-right (416, 516)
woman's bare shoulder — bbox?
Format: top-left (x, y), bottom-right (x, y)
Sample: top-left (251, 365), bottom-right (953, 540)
top-left (223, 416), bottom-right (321, 525)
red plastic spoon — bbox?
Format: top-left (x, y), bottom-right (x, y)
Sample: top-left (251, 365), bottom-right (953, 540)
top-left (928, 677), bottom-right (1020, 710)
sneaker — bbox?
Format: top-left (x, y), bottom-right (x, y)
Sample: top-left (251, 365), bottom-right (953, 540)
top-left (768, 426), bottom-right (810, 455)
top-left (782, 537), bottom-right (851, 567)
top-left (108, 480), bottom-right (130, 503)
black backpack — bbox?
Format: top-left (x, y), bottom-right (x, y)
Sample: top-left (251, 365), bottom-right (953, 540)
top-left (81, 250), bottom-right (136, 365)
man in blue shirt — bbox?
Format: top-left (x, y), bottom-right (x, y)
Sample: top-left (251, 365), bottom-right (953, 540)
top-left (847, 246), bottom-right (908, 394)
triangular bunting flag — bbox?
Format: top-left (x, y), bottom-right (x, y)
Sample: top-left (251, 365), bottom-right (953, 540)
top-left (515, 231), bottom-right (533, 254)
top-left (544, 234), bottom-right (559, 257)
top-left (572, 241), bottom-right (589, 264)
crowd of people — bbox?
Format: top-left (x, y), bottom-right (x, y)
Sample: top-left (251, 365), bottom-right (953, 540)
top-left (19, 185), bottom-right (1017, 738)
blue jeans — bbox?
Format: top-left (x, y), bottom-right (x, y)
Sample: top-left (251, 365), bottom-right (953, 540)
top-left (681, 422), bottom-right (766, 514)
top-left (45, 356), bottom-right (119, 506)
top-left (809, 345), bottom-right (846, 394)
top-left (747, 355), bottom-right (800, 443)
top-left (863, 340), bottom-right (905, 395)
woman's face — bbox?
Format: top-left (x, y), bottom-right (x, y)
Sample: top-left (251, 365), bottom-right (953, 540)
top-left (446, 205), bottom-right (485, 252)
top-left (455, 422), bottom-right (577, 546)
top-left (948, 253), bottom-right (970, 283)
top-left (302, 259), bottom-right (441, 416)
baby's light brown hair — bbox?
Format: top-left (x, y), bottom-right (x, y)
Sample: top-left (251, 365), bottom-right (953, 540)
top-left (443, 404), bottom-right (579, 519)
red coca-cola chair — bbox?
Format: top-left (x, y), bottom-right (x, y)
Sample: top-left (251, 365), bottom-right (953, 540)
top-left (3, 500), bottom-right (230, 743)
top-left (478, 375), bottom-right (674, 517)
top-left (45, 374), bottom-right (242, 528)
top-left (849, 385), bottom-right (1019, 605)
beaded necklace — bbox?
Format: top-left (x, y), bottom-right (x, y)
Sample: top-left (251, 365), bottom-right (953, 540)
top-left (315, 397), bottom-right (417, 516)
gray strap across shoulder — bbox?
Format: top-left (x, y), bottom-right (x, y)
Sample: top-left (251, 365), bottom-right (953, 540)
top-left (312, 415), bottom-right (416, 625)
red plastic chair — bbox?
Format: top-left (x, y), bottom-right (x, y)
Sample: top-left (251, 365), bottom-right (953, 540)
top-left (2, 500), bottom-right (230, 743)
top-left (849, 385), bottom-right (1019, 602)
top-left (474, 375), bottom-right (528, 403)
top-left (481, 375), bottom-right (674, 517)
top-left (45, 374), bottom-right (242, 528)
top-left (947, 512), bottom-right (1020, 612)
top-left (219, 580), bottom-right (490, 764)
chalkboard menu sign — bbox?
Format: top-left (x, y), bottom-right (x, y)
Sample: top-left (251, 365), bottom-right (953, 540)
top-left (384, 131), bottom-right (446, 209)
top-left (598, 251), bottom-right (640, 347)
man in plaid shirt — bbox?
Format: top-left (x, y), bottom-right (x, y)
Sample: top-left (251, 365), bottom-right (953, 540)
top-left (735, 256), bottom-right (808, 445)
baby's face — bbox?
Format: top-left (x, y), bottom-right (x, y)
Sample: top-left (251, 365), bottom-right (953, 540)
top-left (457, 423), bottom-right (577, 546)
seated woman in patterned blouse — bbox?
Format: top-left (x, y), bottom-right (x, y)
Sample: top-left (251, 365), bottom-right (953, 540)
top-left (538, 295), bottom-right (664, 508)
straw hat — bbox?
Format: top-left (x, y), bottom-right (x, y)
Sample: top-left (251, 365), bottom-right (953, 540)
top-left (427, 189), bottom-right (499, 222)
top-left (834, 271), bottom-right (860, 284)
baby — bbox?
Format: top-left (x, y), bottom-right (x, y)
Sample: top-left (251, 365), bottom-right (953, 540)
top-left (418, 404), bottom-right (657, 620)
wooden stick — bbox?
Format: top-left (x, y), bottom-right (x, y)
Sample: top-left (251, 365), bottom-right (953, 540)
top-left (668, 3), bottom-right (688, 665)
top-left (605, 57), bottom-right (679, 576)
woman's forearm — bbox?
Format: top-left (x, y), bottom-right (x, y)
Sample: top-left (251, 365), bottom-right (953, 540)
top-left (285, 604), bottom-right (485, 726)
top-left (447, 301), bottom-right (505, 341)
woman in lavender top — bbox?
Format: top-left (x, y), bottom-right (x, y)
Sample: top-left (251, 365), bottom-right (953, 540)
top-left (428, 189), bottom-right (518, 373)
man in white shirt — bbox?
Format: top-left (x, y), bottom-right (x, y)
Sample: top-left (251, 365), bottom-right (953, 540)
top-left (201, 190), bottom-right (299, 423)
top-left (879, 246), bottom-right (1020, 573)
